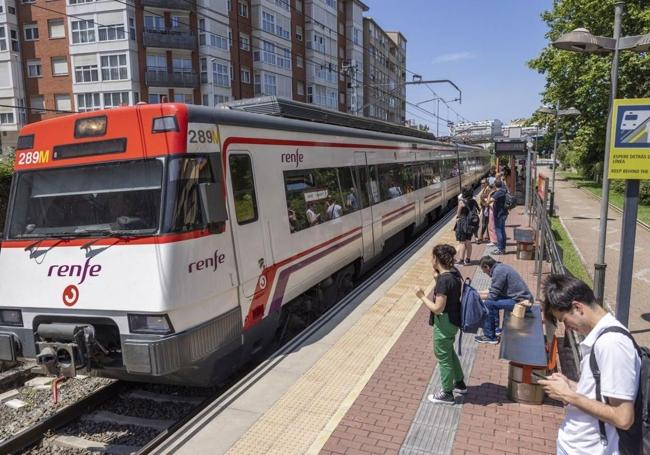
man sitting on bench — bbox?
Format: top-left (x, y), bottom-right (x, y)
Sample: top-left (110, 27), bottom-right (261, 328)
top-left (475, 255), bottom-right (534, 344)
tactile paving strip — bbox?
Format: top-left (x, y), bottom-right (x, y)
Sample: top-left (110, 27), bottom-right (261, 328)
top-left (399, 268), bottom-right (491, 455)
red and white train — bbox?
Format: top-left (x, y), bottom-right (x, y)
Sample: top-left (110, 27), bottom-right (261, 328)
top-left (0, 98), bottom-right (489, 385)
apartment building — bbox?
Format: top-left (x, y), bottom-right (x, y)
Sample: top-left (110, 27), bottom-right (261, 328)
top-left (0, 0), bottom-right (407, 153)
top-left (362, 17), bottom-right (405, 124)
top-left (0, 0), bottom-right (25, 154)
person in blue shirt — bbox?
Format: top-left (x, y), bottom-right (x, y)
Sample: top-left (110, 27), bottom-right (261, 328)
top-left (475, 255), bottom-right (534, 344)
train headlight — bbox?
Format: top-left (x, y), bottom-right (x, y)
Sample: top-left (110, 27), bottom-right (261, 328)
top-left (0, 309), bottom-right (23, 327)
top-left (128, 314), bottom-right (174, 335)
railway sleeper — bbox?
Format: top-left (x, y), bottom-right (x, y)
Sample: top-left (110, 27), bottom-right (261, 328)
top-left (45, 435), bottom-right (140, 455)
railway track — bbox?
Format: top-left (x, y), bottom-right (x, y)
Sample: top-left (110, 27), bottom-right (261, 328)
top-left (0, 208), bottom-right (455, 455)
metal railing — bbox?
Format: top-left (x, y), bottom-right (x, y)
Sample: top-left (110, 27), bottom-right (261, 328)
top-left (145, 70), bottom-right (199, 88)
top-left (530, 174), bottom-right (583, 374)
top-left (143, 27), bottom-right (195, 50)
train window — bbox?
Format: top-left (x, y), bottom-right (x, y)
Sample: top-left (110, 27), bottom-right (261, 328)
top-left (337, 167), bottom-right (363, 213)
top-left (284, 167), bottom-right (347, 233)
top-left (229, 154), bottom-right (258, 225)
top-left (164, 156), bottom-right (214, 233)
top-left (421, 162), bottom-right (441, 186)
top-left (377, 163), bottom-right (404, 201)
top-left (357, 165), bottom-right (379, 206)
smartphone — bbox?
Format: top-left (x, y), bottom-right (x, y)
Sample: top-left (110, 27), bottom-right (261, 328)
top-left (531, 371), bottom-right (548, 381)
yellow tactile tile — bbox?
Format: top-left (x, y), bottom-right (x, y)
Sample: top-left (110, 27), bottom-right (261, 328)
top-left (225, 220), bottom-right (455, 455)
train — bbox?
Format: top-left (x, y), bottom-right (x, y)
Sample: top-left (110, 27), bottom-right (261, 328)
top-left (0, 97), bottom-right (490, 386)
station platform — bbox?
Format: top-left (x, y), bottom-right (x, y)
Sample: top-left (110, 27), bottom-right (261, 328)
top-left (154, 208), bottom-right (565, 455)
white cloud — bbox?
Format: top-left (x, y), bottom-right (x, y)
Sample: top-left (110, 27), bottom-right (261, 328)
top-left (432, 52), bottom-right (476, 63)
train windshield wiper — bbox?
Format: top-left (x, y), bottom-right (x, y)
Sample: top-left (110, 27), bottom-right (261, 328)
top-left (20, 233), bottom-right (77, 253)
top-left (78, 228), bottom-right (156, 251)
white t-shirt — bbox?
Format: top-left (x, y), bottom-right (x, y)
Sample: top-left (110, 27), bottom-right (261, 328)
top-left (326, 203), bottom-right (342, 219)
top-left (557, 313), bottom-right (641, 454)
top-left (306, 208), bottom-right (320, 225)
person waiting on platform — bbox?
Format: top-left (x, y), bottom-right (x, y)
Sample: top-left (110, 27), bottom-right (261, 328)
top-left (325, 196), bottom-right (343, 220)
top-left (306, 202), bottom-right (321, 226)
top-left (477, 179), bottom-right (491, 244)
top-left (415, 244), bottom-right (467, 404)
top-left (540, 275), bottom-right (640, 455)
top-left (454, 187), bottom-right (479, 266)
top-left (474, 255), bottom-right (534, 344)
top-left (489, 179), bottom-right (508, 255)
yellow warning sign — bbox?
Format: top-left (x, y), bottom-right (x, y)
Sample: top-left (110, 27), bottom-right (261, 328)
top-left (609, 98), bottom-right (650, 180)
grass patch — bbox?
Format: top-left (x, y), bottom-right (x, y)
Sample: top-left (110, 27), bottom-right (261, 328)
top-left (549, 216), bottom-right (593, 286)
top-left (559, 171), bottom-right (650, 226)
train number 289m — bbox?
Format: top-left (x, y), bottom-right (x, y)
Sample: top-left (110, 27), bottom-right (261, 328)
top-left (17, 150), bottom-right (50, 165)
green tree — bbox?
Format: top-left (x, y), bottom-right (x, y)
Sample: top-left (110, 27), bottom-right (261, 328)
top-left (528, 0), bottom-right (650, 179)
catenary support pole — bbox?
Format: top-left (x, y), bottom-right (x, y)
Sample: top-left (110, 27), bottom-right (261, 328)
top-left (594, 1), bottom-right (624, 305)
top-left (615, 179), bottom-right (639, 326)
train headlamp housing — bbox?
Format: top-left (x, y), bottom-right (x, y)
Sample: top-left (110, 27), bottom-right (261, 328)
top-left (128, 314), bottom-right (174, 335)
top-left (0, 309), bottom-right (23, 327)
top-left (75, 116), bottom-right (107, 138)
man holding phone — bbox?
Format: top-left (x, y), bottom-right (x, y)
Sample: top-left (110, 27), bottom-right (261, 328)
top-left (540, 275), bottom-right (640, 455)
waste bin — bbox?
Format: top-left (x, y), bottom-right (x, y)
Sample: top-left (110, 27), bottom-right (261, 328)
top-left (507, 362), bottom-right (547, 404)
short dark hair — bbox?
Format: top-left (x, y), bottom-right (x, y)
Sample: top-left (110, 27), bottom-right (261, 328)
top-left (479, 255), bottom-right (496, 269)
top-left (462, 187), bottom-right (473, 199)
top-left (495, 180), bottom-right (503, 188)
top-left (543, 274), bottom-right (596, 322)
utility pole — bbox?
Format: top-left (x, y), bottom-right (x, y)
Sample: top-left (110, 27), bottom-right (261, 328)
top-left (342, 61), bottom-right (360, 115)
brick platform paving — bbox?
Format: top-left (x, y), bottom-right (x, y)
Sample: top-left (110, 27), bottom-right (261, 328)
top-left (321, 209), bottom-right (567, 455)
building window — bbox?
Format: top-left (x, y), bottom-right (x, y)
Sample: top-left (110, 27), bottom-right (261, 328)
top-left (296, 25), bottom-right (303, 42)
top-left (210, 32), bottom-right (229, 50)
top-left (71, 20), bottom-right (95, 43)
top-left (297, 81), bottom-right (304, 96)
top-left (0, 27), bottom-right (6, 51)
top-left (144, 16), bottom-right (164, 31)
top-left (54, 94), bottom-right (72, 112)
top-left (98, 24), bottom-right (125, 41)
top-left (76, 93), bottom-right (101, 112)
top-left (27, 60), bottom-right (42, 78)
top-left (148, 93), bottom-right (164, 104)
top-left (10, 29), bottom-right (19, 51)
top-left (48, 19), bottom-right (65, 39)
top-left (69, 0), bottom-right (96, 4)
top-left (129, 17), bottom-right (136, 41)
top-left (238, 1), bottom-right (248, 17)
top-left (7, 5), bottom-right (15, 14)
top-left (0, 113), bottom-right (15, 124)
top-left (239, 33), bottom-right (250, 51)
top-left (103, 92), bottom-right (129, 108)
top-left (52, 57), bottom-right (68, 76)
top-left (173, 57), bottom-right (192, 73)
top-left (101, 54), bottom-right (128, 80)
top-left (275, 0), bottom-right (289, 11)
top-left (24, 23), bottom-right (39, 41)
top-left (296, 55), bottom-right (304, 68)
top-left (212, 61), bottom-right (230, 87)
top-left (174, 93), bottom-right (193, 103)
top-left (240, 68), bottom-right (251, 84)
top-left (30, 96), bottom-right (45, 113)
top-left (146, 54), bottom-right (166, 71)
top-left (296, 0), bottom-right (303, 13)
top-left (262, 11), bottom-right (275, 34)
top-left (324, 0), bottom-right (336, 9)
top-left (264, 73), bottom-right (277, 95)
top-left (198, 19), bottom-right (206, 45)
top-left (75, 64), bottom-right (99, 83)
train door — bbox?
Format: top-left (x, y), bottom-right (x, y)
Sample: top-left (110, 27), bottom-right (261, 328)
top-left (227, 152), bottom-right (269, 299)
top-left (354, 152), bottom-right (375, 261)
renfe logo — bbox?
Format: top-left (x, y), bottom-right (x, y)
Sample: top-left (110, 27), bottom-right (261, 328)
top-left (62, 285), bottom-right (79, 307)
top-left (48, 258), bottom-right (102, 285)
top-left (281, 149), bottom-right (304, 168)
top-left (189, 250), bottom-right (226, 274)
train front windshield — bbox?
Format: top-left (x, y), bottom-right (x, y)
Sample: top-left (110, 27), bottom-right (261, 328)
top-left (8, 159), bottom-right (163, 238)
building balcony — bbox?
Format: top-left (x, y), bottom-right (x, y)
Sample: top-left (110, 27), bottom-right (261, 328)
top-left (141, 0), bottom-right (195, 8)
top-left (143, 27), bottom-right (196, 50)
top-left (145, 70), bottom-right (199, 88)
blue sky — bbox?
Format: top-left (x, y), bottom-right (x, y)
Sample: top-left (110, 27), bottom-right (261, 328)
top-left (366, 0), bottom-right (553, 135)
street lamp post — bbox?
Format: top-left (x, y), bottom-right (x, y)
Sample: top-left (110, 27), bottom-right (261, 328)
top-left (537, 105), bottom-right (580, 216)
top-left (209, 57), bottom-right (217, 107)
top-left (553, 1), bottom-right (650, 323)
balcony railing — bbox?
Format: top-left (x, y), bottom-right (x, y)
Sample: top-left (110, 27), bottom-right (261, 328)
top-left (145, 70), bottom-right (199, 88)
top-left (143, 27), bottom-right (195, 50)
top-left (141, 0), bottom-right (195, 8)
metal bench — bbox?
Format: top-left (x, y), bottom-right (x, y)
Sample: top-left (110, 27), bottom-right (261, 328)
top-left (499, 305), bottom-right (549, 404)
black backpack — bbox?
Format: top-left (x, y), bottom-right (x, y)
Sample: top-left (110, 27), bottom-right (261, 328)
top-left (590, 326), bottom-right (650, 455)
top-left (504, 193), bottom-right (517, 211)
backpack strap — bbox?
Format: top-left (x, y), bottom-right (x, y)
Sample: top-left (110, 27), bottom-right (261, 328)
top-left (456, 277), bottom-right (471, 357)
top-left (589, 326), bottom-right (639, 446)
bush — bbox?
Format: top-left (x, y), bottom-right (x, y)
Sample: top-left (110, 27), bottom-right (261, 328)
top-left (0, 160), bottom-right (14, 230)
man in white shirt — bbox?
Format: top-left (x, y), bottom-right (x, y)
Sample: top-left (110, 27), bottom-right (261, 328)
top-left (540, 274), bottom-right (641, 455)
top-left (306, 202), bottom-right (320, 226)
top-left (326, 197), bottom-right (343, 220)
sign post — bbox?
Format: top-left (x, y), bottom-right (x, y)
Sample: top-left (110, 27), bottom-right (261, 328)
top-left (525, 140), bottom-right (533, 215)
top-left (608, 98), bottom-right (650, 326)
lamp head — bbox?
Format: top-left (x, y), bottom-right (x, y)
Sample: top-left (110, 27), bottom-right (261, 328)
top-left (552, 28), bottom-right (614, 54)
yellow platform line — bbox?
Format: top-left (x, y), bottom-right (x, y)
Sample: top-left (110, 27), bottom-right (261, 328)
top-left (225, 225), bottom-right (457, 455)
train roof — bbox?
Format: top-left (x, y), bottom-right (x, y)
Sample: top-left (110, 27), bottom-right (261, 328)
top-left (187, 97), bottom-right (485, 153)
